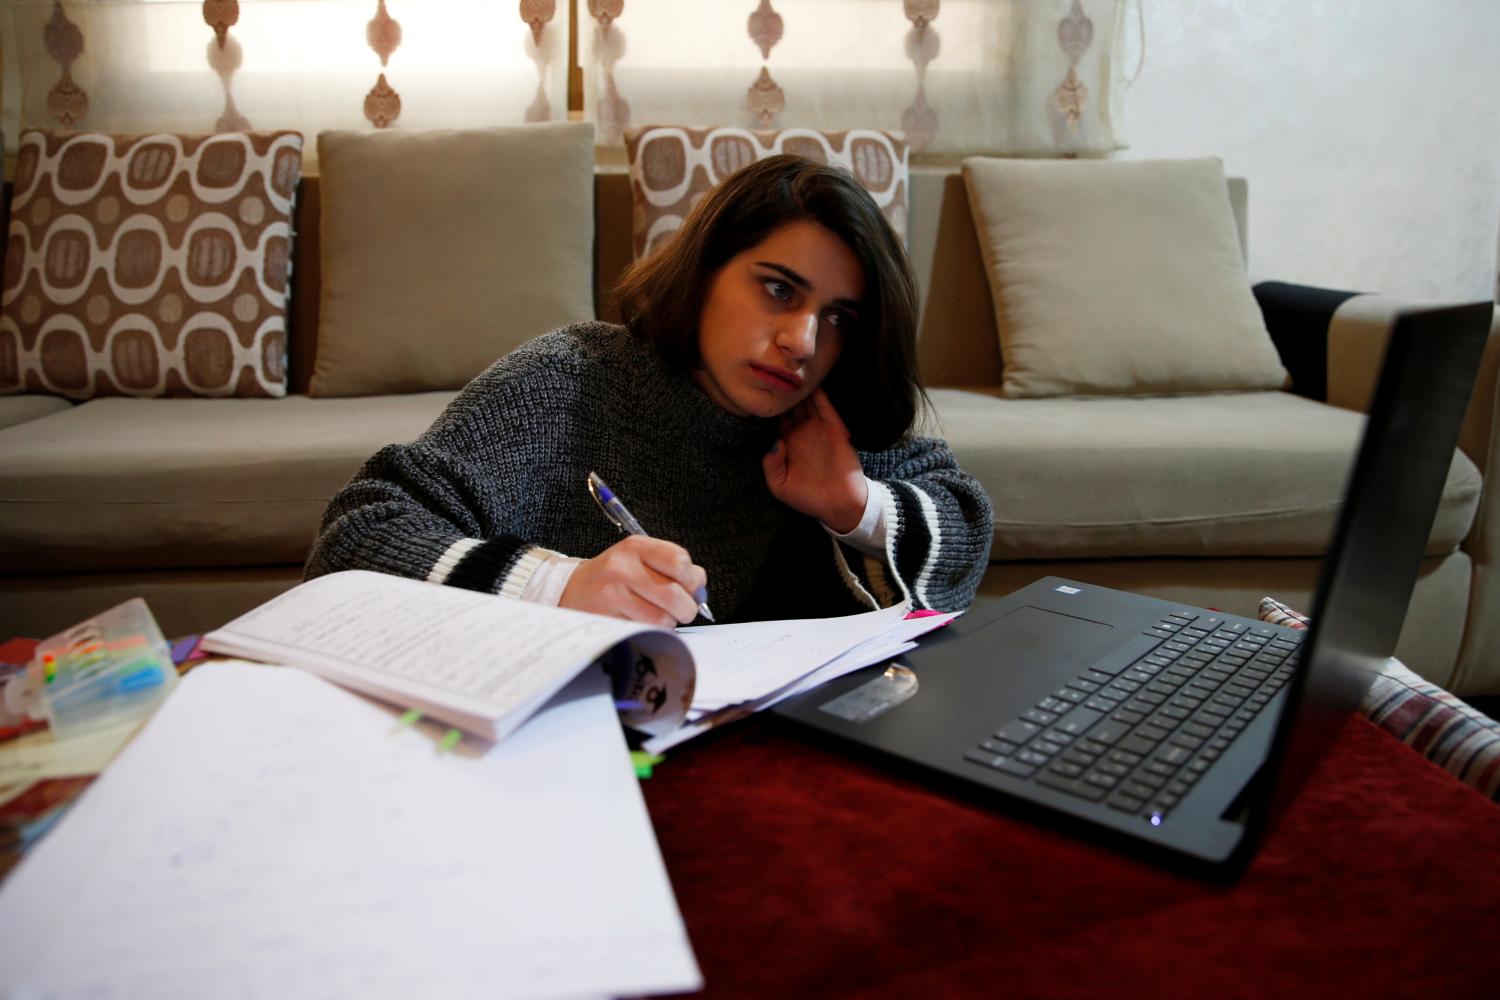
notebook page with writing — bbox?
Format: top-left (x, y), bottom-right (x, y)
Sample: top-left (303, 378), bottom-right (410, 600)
top-left (203, 570), bottom-right (693, 741)
top-left (0, 661), bottom-right (701, 999)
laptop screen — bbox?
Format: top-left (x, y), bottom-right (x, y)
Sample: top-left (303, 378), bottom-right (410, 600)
top-left (1258, 302), bottom-right (1492, 831)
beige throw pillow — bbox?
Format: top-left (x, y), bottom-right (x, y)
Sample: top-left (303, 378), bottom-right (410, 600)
top-left (625, 126), bottom-right (909, 260)
top-left (962, 156), bottom-right (1288, 398)
top-left (0, 129), bottom-right (302, 399)
top-left (311, 123), bottom-right (595, 397)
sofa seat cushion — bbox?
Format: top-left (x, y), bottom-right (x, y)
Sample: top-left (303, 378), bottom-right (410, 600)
top-left (927, 388), bottom-right (1482, 560)
top-left (0, 395), bottom-right (71, 431)
top-left (0, 393), bottom-right (456, 574)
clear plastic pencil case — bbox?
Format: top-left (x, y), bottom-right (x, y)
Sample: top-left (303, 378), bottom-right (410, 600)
top-left (29, 598), bottom-right (178, 740)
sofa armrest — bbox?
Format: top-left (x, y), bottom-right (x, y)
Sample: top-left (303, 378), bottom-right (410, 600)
top-left (1322, 295), bottom-right (1500, 477)
top-left (1252, 280), bottom-right (1365, 402)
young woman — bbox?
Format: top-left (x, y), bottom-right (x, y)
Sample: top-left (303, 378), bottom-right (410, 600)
top-left (306, 155), bottom-right (993, 625)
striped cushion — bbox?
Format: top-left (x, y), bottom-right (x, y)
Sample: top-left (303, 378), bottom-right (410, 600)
top-left (1259, 596), bottom-right (1500, 801)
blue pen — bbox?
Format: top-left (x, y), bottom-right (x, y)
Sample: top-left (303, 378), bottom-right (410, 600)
top-left (587, 471), bottom-right (715, 622)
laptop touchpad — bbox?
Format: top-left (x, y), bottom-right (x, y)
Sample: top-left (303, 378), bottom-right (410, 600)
top-left (977, 605), bottom-right (1111, 666)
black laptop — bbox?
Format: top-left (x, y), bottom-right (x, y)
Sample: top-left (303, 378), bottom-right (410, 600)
top-left (774, 302), bottom-right (1492, 877)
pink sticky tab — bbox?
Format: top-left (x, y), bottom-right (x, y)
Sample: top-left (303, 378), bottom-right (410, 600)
top-left (905, 611), bottom-right (955, 631)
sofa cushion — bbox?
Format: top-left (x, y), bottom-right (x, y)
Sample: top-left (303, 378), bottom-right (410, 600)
top-left (0, 129), bottom-right (303, 399)
top-left (926, 388), bottom-right (1481, 559)
top-left (0, 393), bottom-right (456, 574)
top-left (0, 395), bottom-right (71, 431)
top-left (311, 124), bottom-right (596, 397)
top-left (624, 126), bottom-right (909, 260)
top-left (960, 156), bottom-right (1288, 399)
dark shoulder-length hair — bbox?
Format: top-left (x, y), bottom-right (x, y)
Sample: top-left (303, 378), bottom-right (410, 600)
top-left (612, 153), bottom-right (925, 452)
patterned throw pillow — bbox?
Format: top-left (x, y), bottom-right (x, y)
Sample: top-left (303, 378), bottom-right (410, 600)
top-left (1258, 596), bottom-right (1500, 800)
top-left (0, 129), bottom-right (303, 399)
top-left (624, 125), bottom-right (909, 261)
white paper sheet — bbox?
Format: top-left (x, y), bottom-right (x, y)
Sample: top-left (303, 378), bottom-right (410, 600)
top-left (680, 603), bottom-right (913, 711)
top-left (769, 612), bottom-right (960, 706)
top-left (642, 610), bottom-right (960, 754)
top-left (0, 661), bottom-right (700, 1000)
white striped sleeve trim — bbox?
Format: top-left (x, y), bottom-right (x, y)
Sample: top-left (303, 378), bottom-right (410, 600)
top-left (497, 546), bottom-right (557, 601)
top-left (863, 553), bottom-right (905, 606)
top-left (906, 483), bottom-right (943, 610)
top-left (426, 537), bottom-right (483, 585)
top-left (829, 535), bottom-right (879, 610)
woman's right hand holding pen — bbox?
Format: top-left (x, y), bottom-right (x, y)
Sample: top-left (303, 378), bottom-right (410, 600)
top-left (559, 535), bottom-right (708, 627)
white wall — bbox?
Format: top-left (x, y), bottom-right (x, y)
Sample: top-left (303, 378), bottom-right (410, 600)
top-left (1116, 0), bottom-right (1500, 301)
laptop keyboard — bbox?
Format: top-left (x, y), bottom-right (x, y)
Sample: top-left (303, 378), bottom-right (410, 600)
top-left (964, 611), bottom-right (1302, 823)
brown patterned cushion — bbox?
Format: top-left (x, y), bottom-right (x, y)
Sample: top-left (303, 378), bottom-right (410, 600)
top-left (0, 129), bottom-right (303, 399)
top-left (624, 126), bottom-right (909, 260)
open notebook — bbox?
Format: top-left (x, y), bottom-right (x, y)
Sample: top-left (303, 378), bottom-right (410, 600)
top-left (202, 569), bottom-right (956, 748)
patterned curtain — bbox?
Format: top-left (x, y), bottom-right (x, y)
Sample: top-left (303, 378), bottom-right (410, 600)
top-left (0, 1), bottom-right (567, 161)
top-left (578, 0), bottom-right (1132, 155)
top-left (0, 1), bottom-right (1133, 159)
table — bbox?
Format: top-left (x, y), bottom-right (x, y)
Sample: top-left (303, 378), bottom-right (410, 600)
top-left (641, 712), bottom-right (1500, 997)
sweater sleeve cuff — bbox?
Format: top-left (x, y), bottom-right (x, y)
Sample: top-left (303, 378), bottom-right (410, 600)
top-left (496, 546), bottom-right (558, 600)
top-left (826, 478), bottom-right (891, 558)
top-left (425, 535), bottom-right (539, 596)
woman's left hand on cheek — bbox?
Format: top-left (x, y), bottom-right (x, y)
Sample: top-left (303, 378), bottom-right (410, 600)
top-left (762, 387), bottom-right (868, 533)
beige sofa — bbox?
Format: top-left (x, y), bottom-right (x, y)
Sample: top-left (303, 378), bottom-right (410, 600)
top-left (2, 165), bottom-right (1497, 695)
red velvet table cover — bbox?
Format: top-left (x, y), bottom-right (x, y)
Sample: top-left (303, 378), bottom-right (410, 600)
top-left (642, 714), bottom-right (1500, 997)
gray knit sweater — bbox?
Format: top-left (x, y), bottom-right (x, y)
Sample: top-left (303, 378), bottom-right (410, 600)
top-left (306, 322), bottom-right (993, 621)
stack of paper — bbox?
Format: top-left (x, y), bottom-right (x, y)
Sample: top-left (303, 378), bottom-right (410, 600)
top-left (0, 586), bottom-right (959, 996)
top-left (0, 662), bottom-right (701, 999)
top-left (644, 604), bottom-right (958, 753)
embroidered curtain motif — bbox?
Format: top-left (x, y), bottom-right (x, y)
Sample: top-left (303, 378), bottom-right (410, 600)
top-left (0, 0), bottom-right (567, 163)
top-left (1, 0), bottom-right (1129, 159)
top-left (577, 0), bottom-right (1130, 155)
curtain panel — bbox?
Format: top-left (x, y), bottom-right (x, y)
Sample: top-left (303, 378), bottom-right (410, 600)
top-left (579, 0), bottom-right (1131, 156)
top-left (0, 0), bottom-right (568, 159)
top-left (1, 1), bottom-right (1131, 161)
